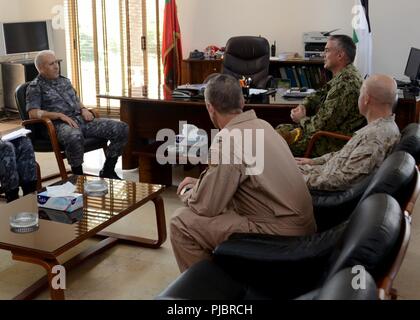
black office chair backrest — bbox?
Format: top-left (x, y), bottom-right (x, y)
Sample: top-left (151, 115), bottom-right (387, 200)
top-left (326, 193), bottom-right (402, 281)
top-left (14, 81), bottom-right (52, 143)
top-left (392, 123), bottom-right (420, 163)
top-left (360, 151), bottom-right (416, 207)
top-left (15, 82), bottom-right (30, 121)
top-left (223, 36), bottom-right (270, 89)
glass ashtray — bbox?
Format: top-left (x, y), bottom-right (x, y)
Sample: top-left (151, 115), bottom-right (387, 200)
top-left (84, 180), bottom-right (109, 197)
top-left (10, 212), bottom-right (39, 233)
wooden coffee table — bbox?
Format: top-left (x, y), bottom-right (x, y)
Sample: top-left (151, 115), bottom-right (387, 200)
top-left (0, 175), bottom-right (166, 300)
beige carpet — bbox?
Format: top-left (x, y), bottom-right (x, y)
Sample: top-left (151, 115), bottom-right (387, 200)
top-left (0, 145), bottom-right (419, 299)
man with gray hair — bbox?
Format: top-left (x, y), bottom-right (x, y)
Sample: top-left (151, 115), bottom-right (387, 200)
top-left (296, 74), bottom-right (400, 191)
top-left (170, 73), bottom-right (316, 272)
top-left (26, 50), bottom-right (128, 179)
top-left (276, 34), bottom-right (366, 157)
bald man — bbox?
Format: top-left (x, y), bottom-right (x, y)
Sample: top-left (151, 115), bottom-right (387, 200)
top-left (26, 50), bottom-right (128, 179)
top-left (296, 74), bottom-right (400, 191)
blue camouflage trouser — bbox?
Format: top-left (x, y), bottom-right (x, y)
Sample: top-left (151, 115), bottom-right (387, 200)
top-left (0, 136), bottom-right (37, 192)
top-left (55, 116), bottom-right (129, 167)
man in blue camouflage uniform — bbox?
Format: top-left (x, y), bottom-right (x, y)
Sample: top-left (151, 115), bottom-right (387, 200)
top-left (26, 50), bottom-right (128, 179)
top-left (276, 35), bottom-right (366, 157)
top-left (0, 136), bottom-right (37, 202)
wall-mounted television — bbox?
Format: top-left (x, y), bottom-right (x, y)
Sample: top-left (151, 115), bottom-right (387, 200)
top-left (0, 20), bottom-right (54, 56)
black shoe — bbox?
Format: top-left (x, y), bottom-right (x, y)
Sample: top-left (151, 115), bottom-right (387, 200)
top-left (99, 169), bottom-right (122, 180)
top-left (22, 180), bottom-right (38, 195)
top-left (71, 166), bottom-right (84, 175)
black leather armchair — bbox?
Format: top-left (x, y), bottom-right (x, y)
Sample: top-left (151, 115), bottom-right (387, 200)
top-left (222, 36), bottom-right (272, 89)
top-left (311, 123), bottom-right (420, 231)
top-left (392, 123), bottom-right (420, 163)
top-left (15, 82), bottom-right (108, 180)
top-left (157, 193), bottom-right (400, 300)
top-left (312, 151), bottom-right (417, 232)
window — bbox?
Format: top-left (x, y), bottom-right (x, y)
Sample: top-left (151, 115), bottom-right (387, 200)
top-left (64, 0), bottom-right (164, 115)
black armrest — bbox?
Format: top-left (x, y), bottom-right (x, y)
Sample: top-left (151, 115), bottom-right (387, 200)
top-left (214, 225), bottom-right (345, 264)
top-left (310, 174), bottom-right (374, 231)
top-left (212, 223), bottom-right (347, 298)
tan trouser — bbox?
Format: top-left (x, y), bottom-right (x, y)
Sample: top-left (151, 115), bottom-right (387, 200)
top-left (170, 207), bottom-right (252, 272)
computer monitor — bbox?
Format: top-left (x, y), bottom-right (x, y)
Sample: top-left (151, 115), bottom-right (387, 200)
top-left (0, 20), bottom-right (54, 56)
top-left (404, 47), bottom-right (420, 83)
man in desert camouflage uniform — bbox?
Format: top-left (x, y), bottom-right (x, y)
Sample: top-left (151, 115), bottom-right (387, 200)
top-left (276, 35), bottom-right (366, 157)
top-left (0, 136), bottom-right (37, 202)
top-left (26, 50), bottom-right (128, 179)
top-left (296, 74), bottom-right (400, 191)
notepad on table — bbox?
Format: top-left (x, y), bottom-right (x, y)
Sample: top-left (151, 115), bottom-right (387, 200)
top-left (1, 128), bottom-right (32, 142)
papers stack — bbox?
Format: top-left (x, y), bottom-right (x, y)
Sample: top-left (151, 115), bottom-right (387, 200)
top-left (172, 83), bottom-right (207, 99)
top-left (283, 88), bottom-right (316, 98)
top-left (1, 128), bottom-right (31, 142)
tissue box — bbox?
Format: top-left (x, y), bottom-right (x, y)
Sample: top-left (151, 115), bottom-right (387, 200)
top-left (37, 191), bottom-right (83, 212)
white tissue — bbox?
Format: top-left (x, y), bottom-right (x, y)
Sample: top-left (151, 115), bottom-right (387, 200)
top-left (46, 182), bottom-right (77, 197)
top-left (182, 124), bottom-right (199, 141)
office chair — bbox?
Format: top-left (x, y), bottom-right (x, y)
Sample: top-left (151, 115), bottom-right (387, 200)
top-left (312, 151), bottom-right (416, 232)
top-left (222, 36), bottom-right (272, 89)
top-left (15, 82), bottom-right (108, 181)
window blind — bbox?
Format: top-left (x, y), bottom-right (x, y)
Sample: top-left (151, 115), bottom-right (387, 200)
top-left (64, 0), bottom-right (164, 115)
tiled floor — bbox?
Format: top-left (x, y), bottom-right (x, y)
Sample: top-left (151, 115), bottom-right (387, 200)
top-left (0, 129), bottom-right (419, 299)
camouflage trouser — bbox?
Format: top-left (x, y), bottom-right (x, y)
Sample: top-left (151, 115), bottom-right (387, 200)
top-left (0, 136), bottom-right (37, 192)
top-left (55, 116), bottom-right (129, 167)
top-left (276, 123), bottom-right (347, 157)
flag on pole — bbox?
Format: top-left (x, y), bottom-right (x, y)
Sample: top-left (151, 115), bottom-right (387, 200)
top-left (162, 0), bottom-right (183, 95)
top-left (352, 0), bottom-right (372, 78)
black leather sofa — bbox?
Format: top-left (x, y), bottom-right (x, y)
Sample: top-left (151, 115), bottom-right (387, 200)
top-left (157, 193), bottom-right (400, 300)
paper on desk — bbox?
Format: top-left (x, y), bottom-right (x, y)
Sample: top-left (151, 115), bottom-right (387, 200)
top-left (249, 88), bottom-right (268, 95)
top-left (177, 83), bottom-right (207, 91)
top-left (46, 182), bottom-right (77, 197)
top-left (1, 128), bottom-right (31, 142)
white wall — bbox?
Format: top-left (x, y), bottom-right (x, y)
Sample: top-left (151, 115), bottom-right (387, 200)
top-left (177, 0), bottom-right (420, 80)
top-left (1, 0), bottom-right (419, 110)
top-left (177, 0), bottom-right (353, 59)
top-left (370, 0), bottom-right (420, 79)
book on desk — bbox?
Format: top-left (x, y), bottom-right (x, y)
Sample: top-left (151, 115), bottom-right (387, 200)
top-left (172, 83), bottom-right (207, 99)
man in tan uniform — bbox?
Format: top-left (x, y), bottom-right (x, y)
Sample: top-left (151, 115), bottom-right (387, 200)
top-left (170, 74), bottom-right (316, 272)
top-left (297, 74), bottom-right (400, 191)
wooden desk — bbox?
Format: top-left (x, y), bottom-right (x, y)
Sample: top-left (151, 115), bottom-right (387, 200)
top-left (99, 89), bottom-right (420, 185)
top-left (99, 89), bottom-right (299, 184)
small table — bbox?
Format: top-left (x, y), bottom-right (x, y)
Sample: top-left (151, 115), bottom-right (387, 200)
top-left (0, 176), bottom-right (166, 300)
